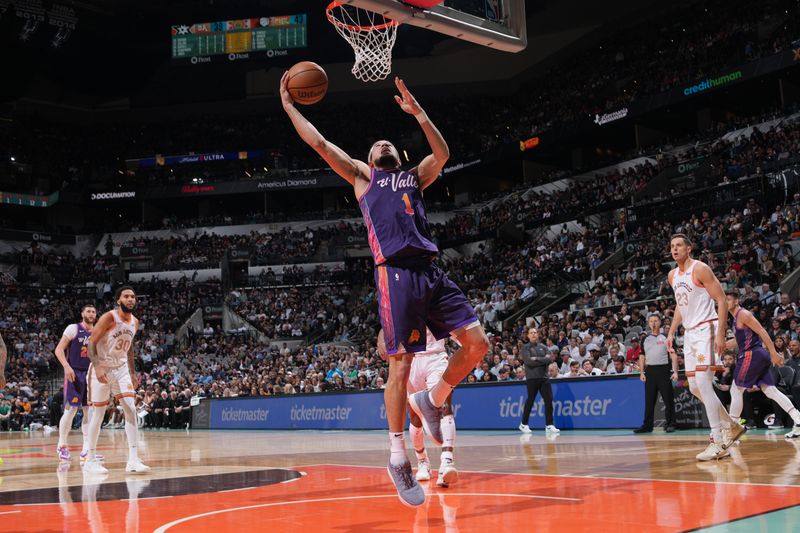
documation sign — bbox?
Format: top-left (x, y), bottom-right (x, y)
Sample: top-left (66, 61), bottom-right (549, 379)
top-left (683, 71), bottom-right (742, 96)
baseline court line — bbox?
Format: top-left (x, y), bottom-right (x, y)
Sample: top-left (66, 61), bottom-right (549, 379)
top-left (316, 463), bottom-right (800, 489)
top-left (153, 493), bottom-right (581, 533)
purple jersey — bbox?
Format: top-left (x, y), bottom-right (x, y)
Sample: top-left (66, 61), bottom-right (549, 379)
top-left (65, 322), bottom-right (92, 371)
top-left (733, 308), bottom-right (763, 353)
top-left (358, 167), bottom-right (439, 265)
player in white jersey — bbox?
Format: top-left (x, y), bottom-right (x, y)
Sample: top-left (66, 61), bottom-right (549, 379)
top-left (378, 328), bottom-right (458, 487)
top-left (84, 286), bottom-right (150, 474)
top-left (667, 234), bottom-right (745, 461)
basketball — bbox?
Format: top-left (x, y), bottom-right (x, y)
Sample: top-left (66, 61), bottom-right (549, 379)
top-left (287, 61), bottom-right (328, 105)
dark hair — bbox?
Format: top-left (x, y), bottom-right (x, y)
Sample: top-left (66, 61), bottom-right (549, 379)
top-left (81, 304), bottom-right (96, 312)
top-left (726, 289), bottom-right (740, 299)
top-left (114, 285), bottom-right (135, 301)
top-left (670, 233), bottom-right (693, 247)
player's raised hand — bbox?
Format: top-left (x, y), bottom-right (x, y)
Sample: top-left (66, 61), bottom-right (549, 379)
top-left (279, 71), bottom-right (294, 109)
top-left (393, 77), bottom-right (423, 116)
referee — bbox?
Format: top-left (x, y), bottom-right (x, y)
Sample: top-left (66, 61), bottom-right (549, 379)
top-left (634, 314), bottom-right (678, 433)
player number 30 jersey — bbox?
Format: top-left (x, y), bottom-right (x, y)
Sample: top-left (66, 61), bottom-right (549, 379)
top-left (96, 310), bottom-right (137, 369)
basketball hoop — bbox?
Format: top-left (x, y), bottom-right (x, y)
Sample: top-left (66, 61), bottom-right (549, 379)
top-left (326, 1), bottom-right (398, 82)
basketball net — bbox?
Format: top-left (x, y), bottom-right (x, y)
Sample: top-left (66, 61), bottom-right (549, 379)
top-left (326, 1), bottom-right (398, 82)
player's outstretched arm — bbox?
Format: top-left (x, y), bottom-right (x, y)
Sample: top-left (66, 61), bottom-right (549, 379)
top-left (280, 72), bottom-right (369, 186)
top-left (695, 263), bottom-right (727, 356)
top-left (87, 312), bottom-right (114, 382)
top-left (54, 332), bottom-right (75, 383)
top-left (393, 77), bottom-right (449, 190)
top-left (666, 303), bottom-right (682, 355)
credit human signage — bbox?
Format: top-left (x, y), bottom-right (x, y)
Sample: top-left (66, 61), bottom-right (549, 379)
top-left (683, 70), bottom-right (743, 96)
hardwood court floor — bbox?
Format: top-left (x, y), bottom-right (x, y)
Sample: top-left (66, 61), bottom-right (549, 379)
top-left (2, 428), bottom-right (800, 532)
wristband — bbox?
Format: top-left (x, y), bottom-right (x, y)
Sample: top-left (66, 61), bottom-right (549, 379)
top-left (415, 111), bottom-right (429, 124)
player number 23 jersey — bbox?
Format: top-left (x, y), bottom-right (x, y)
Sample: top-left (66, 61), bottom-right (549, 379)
top-left (671, 261), bottom-right (717, 329)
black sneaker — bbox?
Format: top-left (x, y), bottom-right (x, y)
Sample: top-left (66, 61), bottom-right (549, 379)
top-left (665, 425), bottom-right (676, 433)
top-left (633, 427), bottom-right (653, 434)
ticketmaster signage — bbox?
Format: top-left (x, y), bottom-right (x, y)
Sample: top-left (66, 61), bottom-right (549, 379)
top-left (204, 376), bottom-right (656, 430)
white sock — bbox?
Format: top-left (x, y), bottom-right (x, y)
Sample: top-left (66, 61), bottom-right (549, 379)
top-left (389, 432), bottom-right (408, 466)
top-left (85, 406), bottom-right (105, 460)
top-left (58, 406), bottom-right (77, 449)
top-left (409, 424), bottom-right (427, 461)
top-left (81, 407), bottom-right (92, 454)
top-left (441, 414), bottom-right (456, 450)
top-left (730, 385), bottom-right (744, 420)
top-left (120, 397), bottom-right (140, 462)
top-left (429, 379), bottom-right (456, 408)
top-left (125, 421), bottom-right (139, 462)
top-left (696, 371), bottom-right (724, 443)
top-left (761, 385), bottom-right (800, 424)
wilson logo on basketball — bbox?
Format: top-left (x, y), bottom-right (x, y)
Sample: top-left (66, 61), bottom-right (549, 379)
top-left (297, 90), bottom-right (324, 99)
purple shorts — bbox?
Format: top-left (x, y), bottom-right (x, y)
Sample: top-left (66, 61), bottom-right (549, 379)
top-left (734, 348), bottom-right (775, 389)
top-left (375, 258), bottom-right (478, 355)
top-left (64, 368), bottom-right (89, 408)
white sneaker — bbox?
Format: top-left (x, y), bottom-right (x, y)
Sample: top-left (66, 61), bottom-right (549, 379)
top-left (785, 425), bottom-right (800, 439)
top-left (518, 423), bottom-right (532, 434)
top-left (545, 425), bottom-right (560, 434)
top-left (437, 461), bottom-right (458, 488)
top-left (721, 423), bottom-right (747, 449)
top-left (125, 459), bottom-right (151, 474)
top-left (415, 460), bottom-right (431, 481)
top-left (696, 442), bottom-right (730, 461)
top-left (83, 459), bottom-right (108, 474)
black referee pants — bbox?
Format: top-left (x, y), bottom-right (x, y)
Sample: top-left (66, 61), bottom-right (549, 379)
top-left (521, 378), bottom-right (554, 426)
top-left (642, 364), bottom-right (675, 429)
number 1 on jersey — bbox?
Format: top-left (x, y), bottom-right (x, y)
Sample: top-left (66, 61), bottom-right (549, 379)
top-left (402, 193), bottom-right (414, 215)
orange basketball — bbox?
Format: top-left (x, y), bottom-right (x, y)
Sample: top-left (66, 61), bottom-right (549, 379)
top-left (287, 61), bottom-right (328, 105)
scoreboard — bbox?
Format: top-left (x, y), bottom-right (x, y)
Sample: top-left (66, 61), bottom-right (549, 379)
top-left (171, 14), bottom-right (307, 64)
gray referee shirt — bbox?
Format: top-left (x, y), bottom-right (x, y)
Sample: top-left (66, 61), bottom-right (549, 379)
top-left (643, 333), bottom-right (669, 366)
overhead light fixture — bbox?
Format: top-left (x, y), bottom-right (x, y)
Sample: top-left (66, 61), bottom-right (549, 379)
top-left (51, 26), bottom-right (71, 48)
top-left (19, 19), bottom-right (39, 42)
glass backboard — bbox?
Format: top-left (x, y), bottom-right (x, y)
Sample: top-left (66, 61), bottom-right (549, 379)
top-left (346, 0), bottom-right (527, 52)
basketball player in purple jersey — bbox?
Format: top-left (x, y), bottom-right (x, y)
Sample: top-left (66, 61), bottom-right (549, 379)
top-left (54, 305), bottom-right (103, 465)
top-left (282, 75), bottom-right (490, 507)
top-left (725, 290), bottom-right (800, 440)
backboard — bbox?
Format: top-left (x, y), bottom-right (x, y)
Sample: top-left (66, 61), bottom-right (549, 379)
top-left (345, 0), bottom-right (527, 52)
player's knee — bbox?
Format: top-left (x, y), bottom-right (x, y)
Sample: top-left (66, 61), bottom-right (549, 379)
top-left (464, 330), bottom-right (490, 360)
